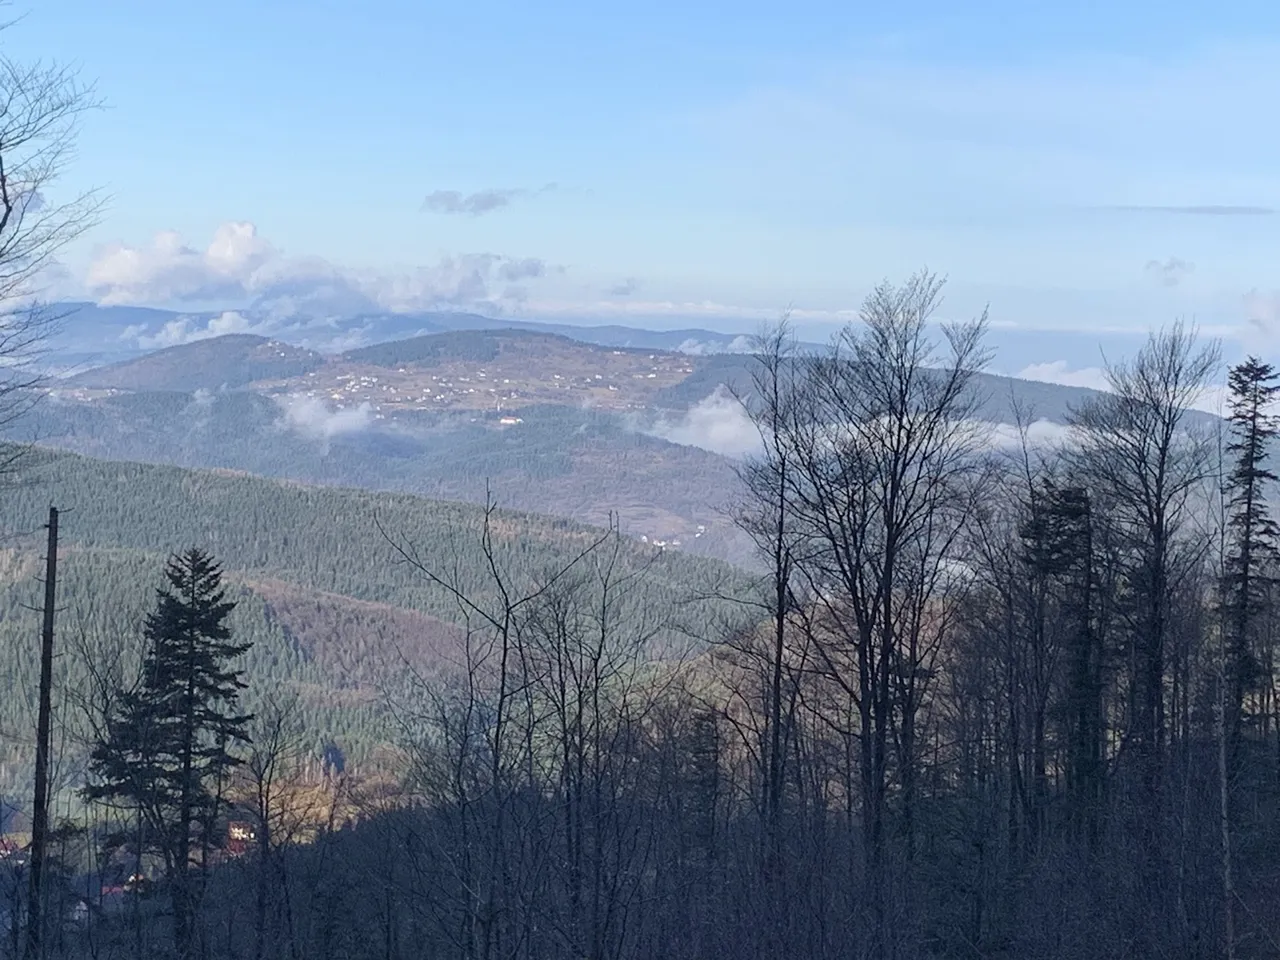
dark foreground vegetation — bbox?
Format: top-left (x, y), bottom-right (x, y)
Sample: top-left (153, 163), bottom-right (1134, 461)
top-left (0, 273), bottom-right (1277, 960)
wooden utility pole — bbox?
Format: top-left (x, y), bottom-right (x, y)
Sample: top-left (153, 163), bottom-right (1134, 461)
top-left (25, 507), bottom-right (58, 960)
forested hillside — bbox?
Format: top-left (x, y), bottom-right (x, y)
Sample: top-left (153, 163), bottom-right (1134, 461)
top-left (67, 335), bottom-right (325, 392)
top-left (11, 395), bottom-right (746, 557)
top-left (33, 326), bottom-right (1164, 571)
top-left (0, 446), bottom-right (742, 797)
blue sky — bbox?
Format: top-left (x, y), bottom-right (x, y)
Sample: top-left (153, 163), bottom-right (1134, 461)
top-left (17, 0), bottom-right (1280, 376)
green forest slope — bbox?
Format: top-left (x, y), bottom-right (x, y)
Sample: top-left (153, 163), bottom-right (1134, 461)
top-left (0, 445), bottom-right (745, 804)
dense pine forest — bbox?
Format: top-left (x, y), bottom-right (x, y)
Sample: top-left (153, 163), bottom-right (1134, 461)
top-left (0, 446), bottom-right (738, 785)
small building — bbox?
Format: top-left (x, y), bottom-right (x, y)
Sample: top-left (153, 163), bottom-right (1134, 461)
top-left (227, 821), bottom-right (257, 856)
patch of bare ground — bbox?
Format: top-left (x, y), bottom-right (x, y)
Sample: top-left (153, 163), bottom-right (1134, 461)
top-left (244, 577), bottom-right (467, 687)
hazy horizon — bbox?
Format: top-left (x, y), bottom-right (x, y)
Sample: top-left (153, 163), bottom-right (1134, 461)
top-left (17, 0), bottom-right (1280, 387)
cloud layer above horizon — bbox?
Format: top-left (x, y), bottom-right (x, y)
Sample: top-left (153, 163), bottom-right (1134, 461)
top-left (85, 222), bottom-right (551, 318)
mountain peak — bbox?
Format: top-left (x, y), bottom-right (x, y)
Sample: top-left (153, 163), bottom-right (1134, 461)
top-left (66, 333), bottom-right (326, 392)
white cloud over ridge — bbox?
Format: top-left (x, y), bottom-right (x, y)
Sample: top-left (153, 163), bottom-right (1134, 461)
top-left (643, 387), bottom-right (1078, 461)
top-left (1016, 359), bottom-right (1227, 415)
top-left (643, 387), bottom-right (761, 459)
top-left (139, 311), bottom-right (259, 349)
top-left (75, 223), bottom-right (1280, 378)
top-left (275, 394), bottom-right (375, 453)
top-left (676, 335), bottom-right (755, 356)
top-left (979, 418), bottom-right (1075, 450)
top-left (85, 222), bottom-right (552, 320)
top-left (1015, 360), bottom-right (1111, 393)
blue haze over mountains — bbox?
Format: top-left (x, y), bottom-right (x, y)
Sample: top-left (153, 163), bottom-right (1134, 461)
top-left (27, 300), bottom-right (1206, 568)
top-left (49, 301), bottom-right (1152, 377)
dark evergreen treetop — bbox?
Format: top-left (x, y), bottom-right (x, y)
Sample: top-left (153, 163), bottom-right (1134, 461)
top-left (1222, 357), bottom-right (1280, 754)
top-left (1224, 357), bottom-right (1280, 596)
top-left (1226, 358), bottom-right (1280, 509)
top-left (86, 549), bottom-right (253, 832)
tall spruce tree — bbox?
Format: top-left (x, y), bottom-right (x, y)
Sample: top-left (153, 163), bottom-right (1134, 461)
top-left (1022, 481), bottom-right (1100, 844)
top-left (86, 549), bottom-right (252, 960)
top-left (1223, 357), bottom-right (1280, 771)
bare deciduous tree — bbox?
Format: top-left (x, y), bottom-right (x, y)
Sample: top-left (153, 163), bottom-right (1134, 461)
top-left (1067, 322), bottom-right (1219, 954)
top-left (1069, 324), bottom-right (1218, 805)
top-left (743, 271), bottom-right (991, 957)
top-left (0, 21), bottom-right (103, 446)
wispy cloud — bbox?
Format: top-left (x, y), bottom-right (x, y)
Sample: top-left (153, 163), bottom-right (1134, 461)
top-left (607, 277), bottom-right (642, 297)
top-left (275, 394), bottom-right (375, 454)
top-left (1015, 361), bottom-right (1111, 393)
top-left (979, 419), bottom-right (1076, 450)
top-left (1109, 204), bottom-right (1274, 216)
top-left (1016, 359), bottom-right (1227, 415)
top-left (1144, 256), bottom-right (1195, 287)
top-left (421, 183), bottom-right (557, 217)
top-left (698, 41), bottom-right (1280, 242)
top-left (676, 336), bottom-right (754, 356)
top-left (139, 311), bottom-right (259, 349)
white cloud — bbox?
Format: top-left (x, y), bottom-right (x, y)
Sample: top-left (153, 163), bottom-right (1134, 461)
top-left (643, 387), bottom-right (760, 458)
top-left (676, 339), bottom-right (712, 355)
top-left (1015, 360), bottom-right (1111, 393)
top-left (1016, 360), bottom-right (1226, 415)
top-left (87, 222), bottom-right (277, 305)
top-left (275, 394), bottom-right (375, 453)
top-left (136, 311), bottom-right (262, 349)
top-left (312, 327), bottom-right (374, 353)
top-left (85, 222), bottom-right (552, 317)
top-left (979, 419), bottom-right (1076, 450)
top-left (675, 334), bottom-right (757, 355)
top-left (642, 391), bottom-right (1077, 462)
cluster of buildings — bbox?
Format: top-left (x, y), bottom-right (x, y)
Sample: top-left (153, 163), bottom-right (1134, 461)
top-left (286, 348), bottom-right (698, 414)
top-left (638, 524), bottom-right (707, 551)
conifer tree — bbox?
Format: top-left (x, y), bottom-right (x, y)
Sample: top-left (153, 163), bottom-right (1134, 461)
top-left (86, 549), bottom-right (252, 959)
top-left (1223, 357), bottom-right (1280, 769)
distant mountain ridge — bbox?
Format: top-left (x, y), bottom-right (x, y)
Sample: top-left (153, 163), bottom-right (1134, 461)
top-left (61, 325), bottom-right (1126, 422)
top-left (30, 314), bottom-right (1218, 571)
top-left (46, 301), bottom-right (771, 373)
top-left (68, 334), bottom-right (326, 391)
